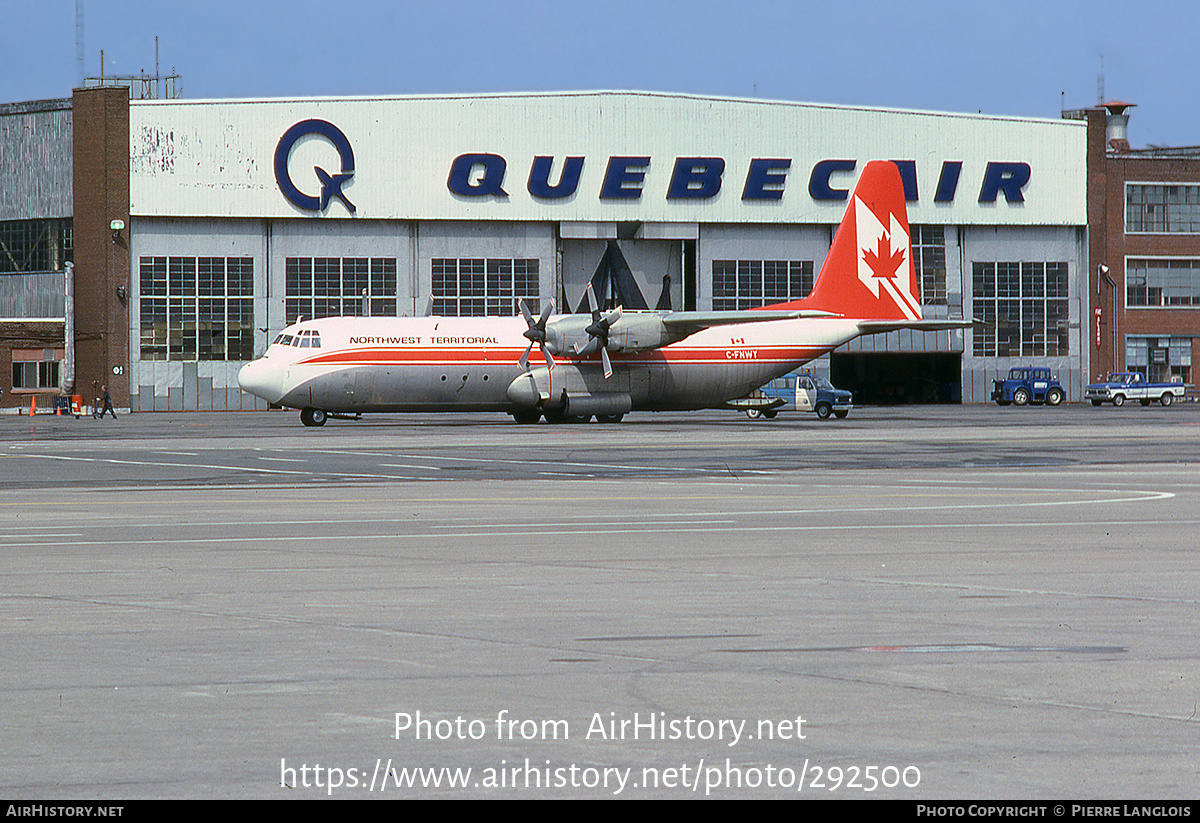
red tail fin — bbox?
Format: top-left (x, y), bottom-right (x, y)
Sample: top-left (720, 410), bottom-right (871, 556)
top-left (773, 160), bottom-right (922, 322)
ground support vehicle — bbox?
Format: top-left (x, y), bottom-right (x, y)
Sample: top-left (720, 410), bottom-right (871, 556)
top-left (728, 370), bottom-right (853, 420)
top-left (1084, 372), bottom-right (1186, 407)
top-left (992, 366), bottom-right (1065, 406)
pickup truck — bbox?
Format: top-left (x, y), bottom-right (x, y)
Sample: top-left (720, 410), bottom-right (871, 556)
top-left (728, 370), bottom-right (853, 420)
top-left (1084, 372), bottom-right (1186, 407)
top-left (992, 366), bottom-right (1065, 406)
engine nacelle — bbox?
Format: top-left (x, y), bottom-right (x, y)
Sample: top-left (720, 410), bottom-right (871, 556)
top-left (542, 311), bottom-right (680, 357)
top-left (607, 313), bottom-right (678, 352)
top-left (543, 315), bottom-right (595, 357)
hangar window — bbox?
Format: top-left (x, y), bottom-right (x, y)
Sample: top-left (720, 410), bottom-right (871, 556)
top-left (139, 256), bottom-right (255, 362)
top-left (0, 219), bottom-right (72, 274)
top-left (1127, 185), bottom-right (1200, 234)
top-left (712, 260), bottom-right (813, 310)
top-left (286, 257), bottom-right (397, 321)
top-left (911, 226), bottom-right (947, 306)
top-left (971, 262), bottom-right (1069, 358)
top-left (1126, 258), bottom-right (1200, 307)
top-left (431, 258), bottom-right (540, 316)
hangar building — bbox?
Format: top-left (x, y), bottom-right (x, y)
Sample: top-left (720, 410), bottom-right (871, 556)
top-left (1, 86), bottom-right (1091, 412)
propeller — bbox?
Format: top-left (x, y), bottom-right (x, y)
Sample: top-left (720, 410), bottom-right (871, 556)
top-left (518, 299), bottom-right (555, 372)
top-left (583, 283), bottom-right (621, 378)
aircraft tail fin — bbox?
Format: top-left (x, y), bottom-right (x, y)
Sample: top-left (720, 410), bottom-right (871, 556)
top-left (770, 160), bottom-right (923, 323)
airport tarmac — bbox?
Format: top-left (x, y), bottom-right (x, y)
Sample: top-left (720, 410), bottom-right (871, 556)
top-left (1, 404), bottom-right (1198, 798)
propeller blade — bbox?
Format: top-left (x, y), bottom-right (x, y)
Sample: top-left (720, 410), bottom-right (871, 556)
top-left (517, 298), bottom-right (556, 371)
top-left (581, 285), bottom-right (620, 375)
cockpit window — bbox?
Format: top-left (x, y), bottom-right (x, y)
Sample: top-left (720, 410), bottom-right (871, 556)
top-left (279, 334), bottom-right (294, 347)
top-left (283, 329), bottom-right (322, 348)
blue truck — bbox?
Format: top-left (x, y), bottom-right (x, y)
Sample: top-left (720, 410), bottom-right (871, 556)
top-left (729, 370), bottom-right (853, 420)
top-left (992, 366), bottom-right (1066, 406)
top-left (1084, 372), bottom-right (1186, 407)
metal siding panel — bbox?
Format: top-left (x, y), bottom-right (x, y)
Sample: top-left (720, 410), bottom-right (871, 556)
top-left (198, 376), bottom-right (213, 411)
top-left (0, 272), bottom-right (66, 317)
top-left (183, 362), bottom-right (198, 410)
top-left (129, 93), bottom-right (1086, 226)
top-left (0, 105), bottom-right (73, 220)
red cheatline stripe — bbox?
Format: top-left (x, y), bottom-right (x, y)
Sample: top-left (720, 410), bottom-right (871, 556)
top-left (296, 346), bottom-right (828, 367)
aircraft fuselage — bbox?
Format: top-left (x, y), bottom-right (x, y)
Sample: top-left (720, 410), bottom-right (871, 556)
top-left (238, 313), bottom-right (863, 417)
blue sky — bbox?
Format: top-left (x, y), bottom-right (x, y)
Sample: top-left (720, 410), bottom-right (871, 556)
top-left (6, 0), bottom-right (1200, 148)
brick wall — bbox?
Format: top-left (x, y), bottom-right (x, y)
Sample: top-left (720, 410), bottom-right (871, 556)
top-left (71, 87), bottom-right (130, 405)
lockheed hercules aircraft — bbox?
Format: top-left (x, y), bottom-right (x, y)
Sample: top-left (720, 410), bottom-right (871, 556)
top-left (238, 160), bottom-right (971, 425)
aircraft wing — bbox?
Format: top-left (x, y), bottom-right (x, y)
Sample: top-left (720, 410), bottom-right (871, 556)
top-left (661, 308), bottom-right (840, 333)
top-left (857, 318), bottom-right (978, 333)
top-left (573, 308), bottom-right (841, 356)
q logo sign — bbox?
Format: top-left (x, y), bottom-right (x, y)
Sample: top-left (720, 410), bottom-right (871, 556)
top-left (274, 119), bottom-right (356, 214)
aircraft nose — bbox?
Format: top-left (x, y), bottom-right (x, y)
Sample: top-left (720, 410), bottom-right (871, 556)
top-left (238, 358), bottom-right (282, 403)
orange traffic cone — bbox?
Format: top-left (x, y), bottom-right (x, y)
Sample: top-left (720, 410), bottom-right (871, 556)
top-left (29, 397), bottom-right (36, 416)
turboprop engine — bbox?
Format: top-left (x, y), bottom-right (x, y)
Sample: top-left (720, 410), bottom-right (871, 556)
top-left (546, 312), bottom-right (678, 356)
top-left (519, 289), bottom-right (684, 380)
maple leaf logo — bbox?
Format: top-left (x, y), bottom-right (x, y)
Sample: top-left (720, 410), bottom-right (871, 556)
top-left (862, 232), bottom-right (905, 282)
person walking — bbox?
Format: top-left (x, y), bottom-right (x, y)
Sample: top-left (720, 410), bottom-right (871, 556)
top-left (99, 385), bottom-right (116, 419)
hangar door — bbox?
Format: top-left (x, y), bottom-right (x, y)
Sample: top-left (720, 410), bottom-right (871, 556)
top-left (560, 237), bottom-right (695, 313)
top-left (831, 353), bottom-right (962, 404)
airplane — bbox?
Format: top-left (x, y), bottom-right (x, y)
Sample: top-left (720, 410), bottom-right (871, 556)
top-left (237, 160), bottom-right (972, 426)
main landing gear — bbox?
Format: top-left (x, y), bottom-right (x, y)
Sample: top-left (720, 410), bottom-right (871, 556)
top-left (300, 407), bottom-right (327, 427)
top-left (299, 407), bottom-right (362, 426)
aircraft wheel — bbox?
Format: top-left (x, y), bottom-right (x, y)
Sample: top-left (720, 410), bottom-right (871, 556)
top-left (300, 407), bottom-right (327, 427)
top-left (595, 414), bottom-right (624, 424)
top-left (511, 409), bottom-right (541, 424)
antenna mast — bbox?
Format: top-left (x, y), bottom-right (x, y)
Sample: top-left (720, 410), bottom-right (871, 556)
top-left (76, 0), bottom-right (85, 85)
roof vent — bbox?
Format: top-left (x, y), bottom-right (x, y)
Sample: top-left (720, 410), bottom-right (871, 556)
top-left (1103, 101), bottom-right (1135, 153)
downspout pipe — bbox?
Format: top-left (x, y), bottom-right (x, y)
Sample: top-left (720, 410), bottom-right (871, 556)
top-left (62, 261), bottom-right (74, 396)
